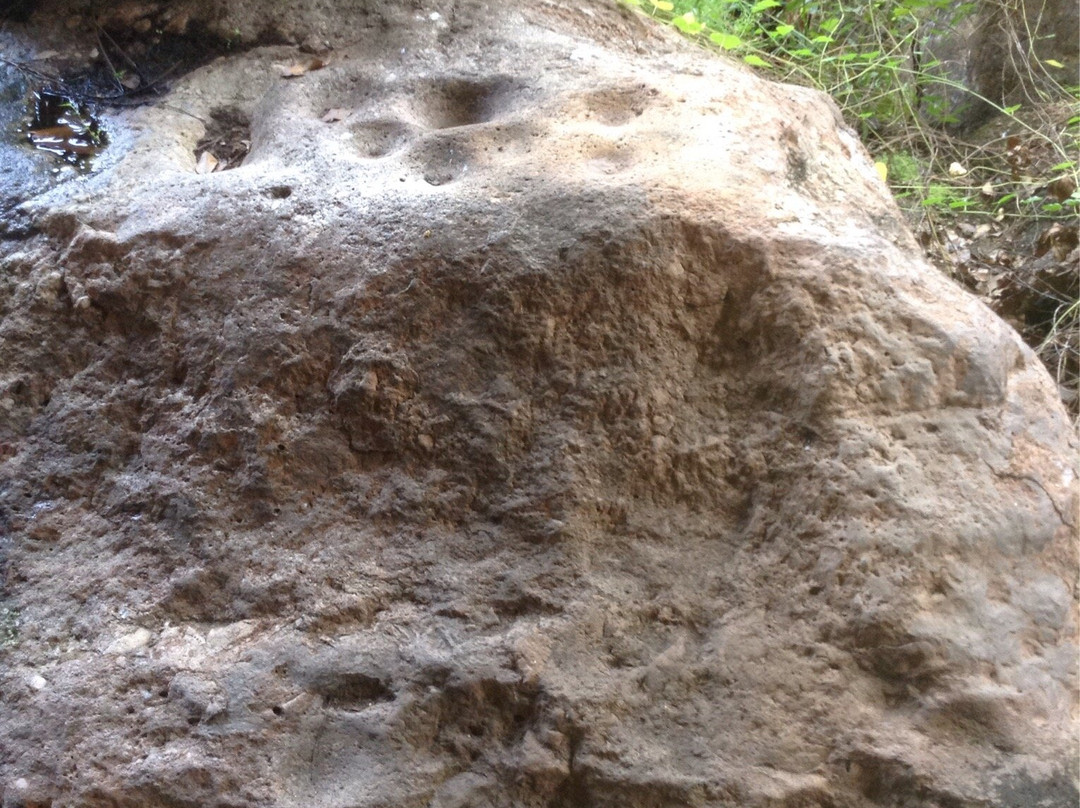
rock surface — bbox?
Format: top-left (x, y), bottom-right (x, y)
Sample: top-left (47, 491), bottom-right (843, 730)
top-left (0, 2), bottom-right (1077, 807)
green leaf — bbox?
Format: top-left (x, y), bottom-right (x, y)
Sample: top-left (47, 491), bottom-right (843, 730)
top-left (751, 0), bottom-right (781, 11)
top-left (773, 23), bottom-right (794, 35)
top-left (1044, 59), bottom-right (1065, 68)
top-left (672, 12), bottom-right (703, 33)
top-left (743, 54), bottom-right (770, 67)
top-left (710, 31), bottom-right (743, 49)
top-left (1051, 161), bottom-right (1076, 171)
top-left (1042, 202), bottom-right (1063, 213)
top-left (820, 17), bottom-right (841, 32)
top-left (1003, 104), bottom-right (1022, 114)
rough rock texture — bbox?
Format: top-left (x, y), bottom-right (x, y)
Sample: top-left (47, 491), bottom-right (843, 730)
top-left (1, 2), bottom-right (1077, 807)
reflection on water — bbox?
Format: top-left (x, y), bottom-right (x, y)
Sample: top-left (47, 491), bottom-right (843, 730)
top-left (21, 88), bottom-right (107, 166)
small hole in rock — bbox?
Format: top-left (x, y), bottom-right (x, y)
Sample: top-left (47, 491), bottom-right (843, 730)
top-left (267, 186), bottom-right (292, 199)
top-left (272, 705), bottom-right (284, 716)
top-left (194, 106), bottom-right (251, 172)
top-left (415, 77), bottom-right (514, 130)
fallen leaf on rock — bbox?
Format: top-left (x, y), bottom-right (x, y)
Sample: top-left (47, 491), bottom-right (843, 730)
top-left (195, 151), bottom-right (219, 174)
top-left (322, 108), bottom-right (349, 123)
top-left (275, 57), bottom-right (330, 78)
top-left (275, 63), bottom-right (307, 77)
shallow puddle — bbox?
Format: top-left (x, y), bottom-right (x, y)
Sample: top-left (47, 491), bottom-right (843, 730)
top-left (21, 87), bottom-right (107, 165)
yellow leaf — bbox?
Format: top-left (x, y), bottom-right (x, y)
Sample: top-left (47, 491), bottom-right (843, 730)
top-left (1044, 59), bottom-right (1065, 68)
top-left (874, 161), bottom-right (888, 182)
top-left (652, 0), bottom-right (674, 10)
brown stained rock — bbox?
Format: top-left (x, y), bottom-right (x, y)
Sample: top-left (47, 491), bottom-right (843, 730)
top-left (0, 1), bottom-right (1077, 807)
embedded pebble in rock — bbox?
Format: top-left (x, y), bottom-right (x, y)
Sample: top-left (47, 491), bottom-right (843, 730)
top-left (0, 1), bottom-right (1076, 807)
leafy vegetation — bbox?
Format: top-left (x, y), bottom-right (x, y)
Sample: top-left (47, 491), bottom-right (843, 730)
top-left (620, 0), bottom-right (1079, 415)
top-left (0, 605), bottom-right (18, 649)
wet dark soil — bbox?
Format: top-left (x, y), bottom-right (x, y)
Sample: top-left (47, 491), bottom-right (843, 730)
top-left (54, 21), bottom-right (241, 105)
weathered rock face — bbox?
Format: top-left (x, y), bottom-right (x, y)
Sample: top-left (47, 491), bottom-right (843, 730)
top-left (1, 2), bottom-right (1077, 807)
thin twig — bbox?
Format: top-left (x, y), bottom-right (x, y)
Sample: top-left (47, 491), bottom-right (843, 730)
top-left (95, 23), bottom-right (142, 76)
top-left (0, 55), bottom-right (61, 84)
top-left (94, 29), bottom-right (126, 95)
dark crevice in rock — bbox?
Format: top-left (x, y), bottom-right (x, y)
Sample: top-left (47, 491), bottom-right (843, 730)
top-left (314, 671), bottom-right (394, 711)
top-left (194, 106), bottom-right (251, 172)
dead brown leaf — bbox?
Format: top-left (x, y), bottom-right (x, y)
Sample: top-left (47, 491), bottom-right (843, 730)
top-left (275, 57), bottom-right (330, 78)
top-left (1047, 175), bottom-right (1077, 202)
top-left (275, 62), bottom-right (307, 78)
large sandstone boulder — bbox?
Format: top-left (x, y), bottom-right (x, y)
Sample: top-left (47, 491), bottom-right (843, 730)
top-left (0, 2), bottom-right (1076, 806)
